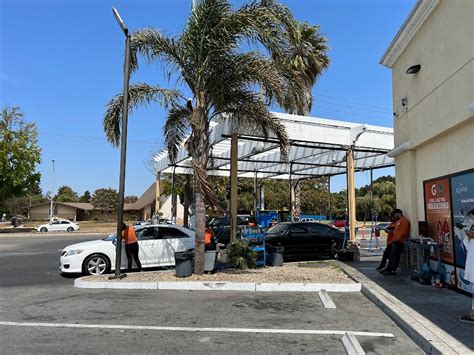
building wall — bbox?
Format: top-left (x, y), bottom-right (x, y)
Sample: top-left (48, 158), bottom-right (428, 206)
top-left (28, 204), bottom-right (77, 221)
top-left (391, 0), bottom-right (474, 235)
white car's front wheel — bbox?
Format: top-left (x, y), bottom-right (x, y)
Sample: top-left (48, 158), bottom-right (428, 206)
top-left (83, 254), bottom-right (110, 275)
top-left (40, 227), bottom-right (48, 233)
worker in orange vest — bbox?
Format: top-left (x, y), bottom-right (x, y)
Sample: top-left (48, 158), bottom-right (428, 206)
top-left (122, 223), bottom-right (142, 272)
top-left (382, 209), bottom-right (410, 276)
top-left (204, 227), bottom-right (216, 250)
top-left (376, 214), bottom-right (396, 271)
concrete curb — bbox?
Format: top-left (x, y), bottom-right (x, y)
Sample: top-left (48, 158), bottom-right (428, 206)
top-left (74, 277), bottom-right (361, 293)
top-left (335, 261), bottom-right (470, 355)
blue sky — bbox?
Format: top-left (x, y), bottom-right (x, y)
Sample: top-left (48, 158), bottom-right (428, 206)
top-left (0, 0), bottom-right (415, 198)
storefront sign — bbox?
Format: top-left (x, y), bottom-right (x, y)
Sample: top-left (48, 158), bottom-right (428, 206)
top-left (424, 178), bottom-right (454, 264)
top-left (451, 171), bottom-right (474, 293)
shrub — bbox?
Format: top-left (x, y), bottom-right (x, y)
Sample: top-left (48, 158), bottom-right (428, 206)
top-left (227, 240), bottom-right (257, 269)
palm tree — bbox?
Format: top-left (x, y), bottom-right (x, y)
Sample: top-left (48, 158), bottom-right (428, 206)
top-left (103, 0), bottom-right (321, 274)
top-left (274, 19), bottom-right (329, 219)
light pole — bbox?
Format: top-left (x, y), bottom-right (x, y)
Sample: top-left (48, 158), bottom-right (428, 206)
top-left (50, 159), bottom-right (55, 219)
top-left (112, 7), bottom-right (131, 279)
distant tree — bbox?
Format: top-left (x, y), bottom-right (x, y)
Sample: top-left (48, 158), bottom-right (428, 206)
top-left (55, 185), bottom-right (79, 202)
top-left (0, 106), bottom-right (42, 200)
top-left (79, 190), bottom-right (92, 203)
top-left (124, 195), bottom-right (138, 204)
top-left (0, 106), bottom-right (42, 215)
top-left (92, 188), bottom-right (118, 220)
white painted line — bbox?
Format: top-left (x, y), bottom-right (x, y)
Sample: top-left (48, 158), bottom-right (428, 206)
top-left (0, 321), bottom-right (395, 338)
top-left (318, 289), bottom-right (336, 309)
top-left (342, 332), bottom-right (366, 355)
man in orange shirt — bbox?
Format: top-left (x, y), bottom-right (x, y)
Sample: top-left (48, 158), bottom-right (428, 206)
top-left (376, 214), bottom-right (396, 271)
top-left (382, 209), bottom-right (410, 276)
top-left (122, 223), bottom-right (142, 272)
top-left (204, 227), bottom-right (216, 250)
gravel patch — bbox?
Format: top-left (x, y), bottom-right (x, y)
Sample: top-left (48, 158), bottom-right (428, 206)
top-left (84, 261), bottom-right (353, 284)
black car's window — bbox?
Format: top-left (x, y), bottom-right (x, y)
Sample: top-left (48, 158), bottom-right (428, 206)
top-left (307, 224), bottom-right (332, 234)
top-left (137, 227), bottom-right (155, 240)
top-left (210, 217), bottom-right (228, 227)
top-left (159, 227), bottom-right (189, 239)
top-left (268, 223), bottom-right (288, 234)
top-left (237, 217), bottom-right (248, 225)
top-left (288, 226), bottom-right (306, 234)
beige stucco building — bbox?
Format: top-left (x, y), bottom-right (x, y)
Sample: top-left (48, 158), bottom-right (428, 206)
top-left (381, 0), bottom-right (474, 237)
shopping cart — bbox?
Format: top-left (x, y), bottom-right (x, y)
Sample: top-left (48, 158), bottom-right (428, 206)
top-left (406, 238), bottom-right (439, 285)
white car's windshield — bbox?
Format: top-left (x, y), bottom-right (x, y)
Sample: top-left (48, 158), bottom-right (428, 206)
top-left (103, 234), bottom-right (116, 241)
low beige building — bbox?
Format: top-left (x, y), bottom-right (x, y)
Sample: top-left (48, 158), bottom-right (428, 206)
top-left (381, 0), bottom-right (473, 292)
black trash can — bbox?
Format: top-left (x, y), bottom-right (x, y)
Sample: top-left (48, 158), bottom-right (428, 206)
top-left (175, 250), bottom-right (194, 277)
top-left (267, 246), bottom-right (284, 266)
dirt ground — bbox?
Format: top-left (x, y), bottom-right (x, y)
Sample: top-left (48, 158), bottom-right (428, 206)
top-left (85, 261), bottom-right (353, 284)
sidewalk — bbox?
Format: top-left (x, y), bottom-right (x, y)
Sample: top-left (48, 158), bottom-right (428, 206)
top-left (347, 252), bottom-right (473, 351)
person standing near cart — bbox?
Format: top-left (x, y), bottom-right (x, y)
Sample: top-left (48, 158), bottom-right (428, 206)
top-left (459, 213), bottom-right (474, 323)
top-left (382, 209), bottom-right (410, 276)
top-left (122, 223), bottom-right (142, 273)
top-left (376, 214), bottom-right (396, 271)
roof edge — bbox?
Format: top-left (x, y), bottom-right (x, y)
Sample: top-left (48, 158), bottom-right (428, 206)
top-left (380, 0), bottom-right (440, 68)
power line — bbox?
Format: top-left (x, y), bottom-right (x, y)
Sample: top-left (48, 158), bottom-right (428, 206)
top-left (39, 132), bottom-right (165, 145)
top-left (314, 98), bottom-right (392, 115)
top-left (313, 104), bottom-right (391, 121)
top-left (314, 93), bottom-right (392, 113)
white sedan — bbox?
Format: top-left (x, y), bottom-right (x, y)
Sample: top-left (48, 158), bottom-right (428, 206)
top-left (38, 219), bottom-right (80, 233)
top-left (59, 224), bottom-right (195, 275)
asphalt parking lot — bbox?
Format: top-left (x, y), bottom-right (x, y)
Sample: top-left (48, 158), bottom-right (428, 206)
top-left (0, 234), bottom-right (421, 354)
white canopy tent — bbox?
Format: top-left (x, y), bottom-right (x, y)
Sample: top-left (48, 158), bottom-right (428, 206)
top-left (155, 112), bottom-right (394, 178)
top-left (153, 112), bottom-right (394, 241)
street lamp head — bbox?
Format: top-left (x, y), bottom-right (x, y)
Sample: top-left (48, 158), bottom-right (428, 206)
top-left (112, 7), bottom-right (128, 35)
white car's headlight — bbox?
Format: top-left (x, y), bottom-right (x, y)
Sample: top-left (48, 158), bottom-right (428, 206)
top-left (64, 249), bottom-right (84, 257)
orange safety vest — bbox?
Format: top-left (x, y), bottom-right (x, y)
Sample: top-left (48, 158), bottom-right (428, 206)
top-left (204, 228), bottom-right (214, 245)
top-left (122, 227), bottom-right (138, 244)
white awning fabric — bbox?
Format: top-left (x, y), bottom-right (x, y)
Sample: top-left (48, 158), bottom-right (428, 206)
top-left (154, 112), bottom-right (394, 179)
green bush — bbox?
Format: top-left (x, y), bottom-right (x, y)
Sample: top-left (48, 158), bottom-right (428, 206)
top-left (227, 240), bottom-right (257, 269)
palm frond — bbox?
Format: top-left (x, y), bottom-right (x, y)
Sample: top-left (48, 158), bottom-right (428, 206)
top-left (223, 91), bottom-right (289, 160)
top-left (163, 105), bottom-right (190, 163)
top-left (103, 83), bottom-right (182, 146)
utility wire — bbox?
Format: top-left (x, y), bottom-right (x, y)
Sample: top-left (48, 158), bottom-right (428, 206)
top-left (314, 98), bottom-right (392, 115)
top-left (313, 104), bottom-right (391, 121)
top-left (39, 132), bottom-right (165, 145)
top-left (314, 93), bottom-right (392, 113)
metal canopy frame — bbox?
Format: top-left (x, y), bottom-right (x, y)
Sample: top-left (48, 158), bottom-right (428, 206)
top-left (153, 112), bottom-right (394, 242)
top-left (154, 112), bottom-right (394, 178)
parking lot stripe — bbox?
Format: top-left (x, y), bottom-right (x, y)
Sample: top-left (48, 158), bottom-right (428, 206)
top-left (342, 332), bottom-right (366, 355)
top-left (0, 321), bottom-right (394, 338)
top-left (318, 289), bottom-right (336, 309)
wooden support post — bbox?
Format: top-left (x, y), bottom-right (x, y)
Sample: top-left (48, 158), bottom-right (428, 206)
top-left (347, 148), bottom-right (356, 241)
top-left (230, 132), bottom-right (238, 243)
top-left (155, 172), bottom-right (161, 213)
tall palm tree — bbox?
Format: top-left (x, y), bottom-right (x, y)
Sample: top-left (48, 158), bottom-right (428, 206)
top-left (103, 0), bottom-right (316, 274)
top-left (274, 19), bottom-right (329, 219)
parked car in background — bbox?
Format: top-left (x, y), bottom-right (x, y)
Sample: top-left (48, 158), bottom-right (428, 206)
top-left (264, 222), bottom-right (346, 260)
top-left (37, 218), bottom-right (80, 233)
top-left (208, 215), bottom-right (251, 245)
top-left (330, 220), bottom-right (358, 232)
top-left (60, 224), bottom-right (195, 275)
